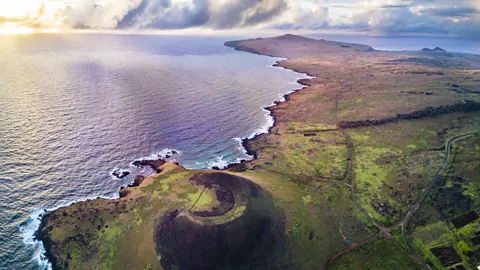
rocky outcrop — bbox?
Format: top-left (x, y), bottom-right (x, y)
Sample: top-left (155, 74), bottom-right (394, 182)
top-left (132, 158), bottom-right (165, 173)
top-left (129, 175), bottom-right (145, 188)
top-left (421, 47), bottom-right (447, 53)
top-left (371, 200), bottom-right (399, 219)
top-left (226, 159), bottom-right (250, 172)
top-left (112, 170), bottom-right (130, 179)
top-left (35, 213), bottom-right (61, 269)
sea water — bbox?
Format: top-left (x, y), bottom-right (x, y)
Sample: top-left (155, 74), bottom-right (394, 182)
top-left (0, 34), bottom-right (309, 269)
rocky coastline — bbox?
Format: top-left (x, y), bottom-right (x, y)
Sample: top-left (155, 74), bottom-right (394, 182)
top-left (227, 54), bottom-right (315, 164)
top-left (34, 39), bottom-right (315, 269)
top-left (35, 34), bottom-right (480, 269)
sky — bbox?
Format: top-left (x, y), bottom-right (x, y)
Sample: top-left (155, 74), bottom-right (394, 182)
top-left (0, 0), bottom-right (479, 36)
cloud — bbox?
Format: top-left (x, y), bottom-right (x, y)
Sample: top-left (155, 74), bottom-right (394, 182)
top-left (329, 0), bottom-right (480, 36)
top-left (116, 0), bottom-right (210, 29)
top-left (265, 0), bottom-right (480, 36)
top-left (53, 0), bottom-right (287, 30)
top-left (56, 0), bottom-right (143, 29)
top-left (415, 6), bottom-right (479, 17)
top-left (339, 5), bottom-right (447, 34)
top-left (208, 0), bottom-right (288, 28)
top-left (380, 5), bottom-right (409, 8)
top-left (0, 16), bottom-right (25, 24)
top-left (0, 0), bottom-right (479, 37)
top-left (269, 2), bottom-right (329, 30)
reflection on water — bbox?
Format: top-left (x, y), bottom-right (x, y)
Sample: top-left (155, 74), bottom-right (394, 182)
top-left (0, 34), bottom-right (308, 269)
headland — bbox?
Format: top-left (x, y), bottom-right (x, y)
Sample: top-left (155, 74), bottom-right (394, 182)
top-left (37, 34), bottom-right (480, 270)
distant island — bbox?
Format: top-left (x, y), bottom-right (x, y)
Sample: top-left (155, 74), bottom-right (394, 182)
top-left (37, 34), bottom-right (480, 270)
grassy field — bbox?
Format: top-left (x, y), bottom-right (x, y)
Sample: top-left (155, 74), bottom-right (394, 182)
top-left (407, 134), bottom-right (480, 269)
top-left (39, 35), bottom-right (480, 269)
top-left (330, 239), bottom-right (423, 270)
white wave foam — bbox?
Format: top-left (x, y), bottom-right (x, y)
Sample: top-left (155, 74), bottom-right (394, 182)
top-left (25, 54), bottom-right (316, 270)
top-left (233, 137), bottom-right (245, 151)
top-left (207, 156), bottom-right (230, 169)
top-left (230, 58), bottom-right (315, 166)
top-left (109, 167), bottom-right (130, 180)
top-left (19, 208), bottom-right (51, 270)
top-left (245, 83), bottom-right (306, 141)
top-left (131, 148), bottom-right (182, 165)
top-left (21, 148), bottom-right (184, 269)
top-left (266, 57), bottom-right (287, 69)
top-left (19, 193), bottom-right (119, 270)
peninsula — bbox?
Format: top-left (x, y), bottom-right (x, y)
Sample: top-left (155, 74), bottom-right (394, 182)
top-left (37, 35), bottom-right (480, 270)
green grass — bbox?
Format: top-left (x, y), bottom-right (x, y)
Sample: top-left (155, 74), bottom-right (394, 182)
top-left (331, 239), bottom-right (422, 270)
top-left (188, 188), bottom-right (213, 209)
top-left (405, 134), bottom-right (480, 270)
top-left (258, 130), bottom-right (349, 179)
top-left (412, 221), bottom-right (454, 248)
top-left (41, 112), bottom-right (480, 270)
top-left (353, 145), bottom-right (405, 224)
top-left (237, 169), bottom-right (376, 268)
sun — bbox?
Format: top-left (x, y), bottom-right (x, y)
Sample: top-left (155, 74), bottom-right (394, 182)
top-left (0, 0), bottom-right (46, 35)
top-left (0, 22), bottom-right (35, 35)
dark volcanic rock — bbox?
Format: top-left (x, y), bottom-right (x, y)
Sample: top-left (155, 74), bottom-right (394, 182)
top-left (433, 177), bottom-right (472, 219)
top-left (128, 175), bottom-right (145, 188)
top-left (450, 211), bottom-right (479, 229)
top-left (371, 200), bottom-right (399, 219)
top-left (472, 236), bottom-right (480, 246)
top-left (406, 71), bottom-right (444, 76)
top-left (339, 101), bottom-right (480, 129)
top-left (119, 189), bottom-right (131, 198)
top-left (132, 158), bottom-right (165, 172)
top-left (430, 246), bottom-right (462, 266)
top-left (112, 170), bottom-right (130, 179)
top-left (154, 173), bottom-right (290, 270)
top-left (35, 212), bottom-right (64, 269)
top-left (226, 160), bottom-right (249, 172)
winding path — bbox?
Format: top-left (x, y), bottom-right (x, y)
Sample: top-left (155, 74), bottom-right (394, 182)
top-left (245, 74), bottom-right (479, 269)
top-left (398, 132), bottom-right (479, 269)
top-left (324, 76), bottom-right (480, 269)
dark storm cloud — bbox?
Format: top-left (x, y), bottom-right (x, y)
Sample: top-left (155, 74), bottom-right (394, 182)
top-left (380, 5), bottom-right (410, 8)
top-left (207, 0), bottom-right (288, 29)
top-left (117, 0), bottom-right (210, 29)
top-left (59, 0), bottom-right (287, 30)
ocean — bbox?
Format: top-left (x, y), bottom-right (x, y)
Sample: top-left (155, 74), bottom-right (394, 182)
top-left (0, 34), bottom-right (309, 269)
top-left (0, 33), bottom-right (478, 269)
